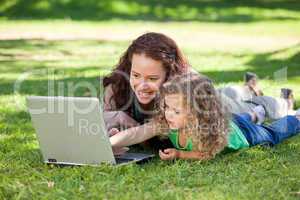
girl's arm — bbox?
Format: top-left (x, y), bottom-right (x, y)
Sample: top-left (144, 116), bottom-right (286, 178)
top-left (159, 149), bottom-right (210, 160)
top-left (110, 122), bottom-right (160, 147)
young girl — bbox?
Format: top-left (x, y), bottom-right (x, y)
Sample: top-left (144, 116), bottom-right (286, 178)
top-left (110, 73), bottom-right (300, 160)
top-left (157, 73), bottom-right (300, 160)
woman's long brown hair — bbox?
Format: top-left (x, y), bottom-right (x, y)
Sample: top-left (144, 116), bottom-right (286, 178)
top-left (103, 32), bottom-right (189, 116)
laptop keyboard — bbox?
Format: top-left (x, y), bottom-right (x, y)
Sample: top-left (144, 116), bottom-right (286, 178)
top-left (114, 153), bottom-right (155, 164)
top-left (115, 157), bottom-right (135, 164)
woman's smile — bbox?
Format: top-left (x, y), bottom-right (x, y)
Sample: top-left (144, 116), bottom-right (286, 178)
top-left (137, 90), bottom-right (155, 99)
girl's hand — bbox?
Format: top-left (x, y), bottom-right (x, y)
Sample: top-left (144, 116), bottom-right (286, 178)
top-left (159, 148), bottom-right (179, 160)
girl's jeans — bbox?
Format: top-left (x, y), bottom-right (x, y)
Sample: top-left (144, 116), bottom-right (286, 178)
top-left (232, 113), bottom-right (300, 146)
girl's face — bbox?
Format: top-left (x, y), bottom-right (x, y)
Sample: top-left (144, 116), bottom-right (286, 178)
top-left (130, 53), bottom-right (167, 105)
top-left (164, 93), bottom-right (188, 129)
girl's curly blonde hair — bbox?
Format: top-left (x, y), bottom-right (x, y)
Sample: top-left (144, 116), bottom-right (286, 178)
top-left (153, 72), bottom-right (229, 160)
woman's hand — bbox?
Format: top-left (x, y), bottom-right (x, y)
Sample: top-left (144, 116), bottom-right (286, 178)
top-left (159, 148), bottom-right (179, 160)
top-left (108, 128), bottom-right (120, 137)
top-left (109, 122), bottom-right (159, 148)
top-left (112, 146), bottom-right (130, 155)
top-left (104, 111), bottom-right (139, 131)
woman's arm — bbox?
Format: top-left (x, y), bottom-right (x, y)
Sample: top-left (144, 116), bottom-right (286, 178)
top-left (103, 111), bottom-right (139, 131)
top-left (103, 84), bottom-right (139, 130)
top-left (110, 122), bottom-right (160, 147)
top-left (103, 84), bottom-right (116, 111)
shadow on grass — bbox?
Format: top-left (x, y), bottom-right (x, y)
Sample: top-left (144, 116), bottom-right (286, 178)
top-left (0, 58), bottom-right (113, 74)
top-left (245, 43), bottom-right (300, 74)
top-left (201, 44), bottom-right (300, 84)
top-left (0, 75), bottom-right (103, 96)
top-left (0, 39), bottom-right (125, 74)
top-left (0, 39), bottom-right (127, 51)
top-left (1, 0), bottom-right (300, 22)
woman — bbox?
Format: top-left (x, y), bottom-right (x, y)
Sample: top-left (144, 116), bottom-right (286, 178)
top-left (103, 32), bottom-right (189, 149)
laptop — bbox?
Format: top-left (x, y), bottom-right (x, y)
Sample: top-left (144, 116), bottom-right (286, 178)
top-left (26, 96), bottom-right (154, 166)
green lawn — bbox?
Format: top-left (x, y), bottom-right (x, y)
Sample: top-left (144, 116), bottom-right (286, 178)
top-left (1, 1), bottom-right (300, 199)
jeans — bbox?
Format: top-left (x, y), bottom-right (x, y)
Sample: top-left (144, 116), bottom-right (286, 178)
top-left (232, 113), bottom-right (300, 146)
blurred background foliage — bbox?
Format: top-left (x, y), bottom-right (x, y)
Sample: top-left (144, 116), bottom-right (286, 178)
top-left (1, 0), bottom-right (300, 22)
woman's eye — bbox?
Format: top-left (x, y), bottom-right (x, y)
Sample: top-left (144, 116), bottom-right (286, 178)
top-left (175, 110), bottom-right (180, 114)
top-left (149, 77), bottom-right (159, 81)
top-left (132, 73), bottom-right (140, 78)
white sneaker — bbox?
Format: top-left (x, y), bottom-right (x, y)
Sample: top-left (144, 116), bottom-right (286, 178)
top-left (253, 105), bottom-right (266, 125)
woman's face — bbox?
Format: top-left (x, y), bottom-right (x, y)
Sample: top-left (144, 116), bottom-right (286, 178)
top-left (130, 53), bottom-right (167, 105)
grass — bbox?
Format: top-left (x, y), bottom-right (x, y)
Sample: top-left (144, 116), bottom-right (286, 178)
top-left (1, 0), bottom-right (300, 199)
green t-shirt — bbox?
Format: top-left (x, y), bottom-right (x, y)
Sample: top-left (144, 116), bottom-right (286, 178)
top-left (167, 121), bottom-right (249, 152)
top-left (226, 121), bottom-right (249, 151)
top-left (168, 129), bottom-right (193, 151)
